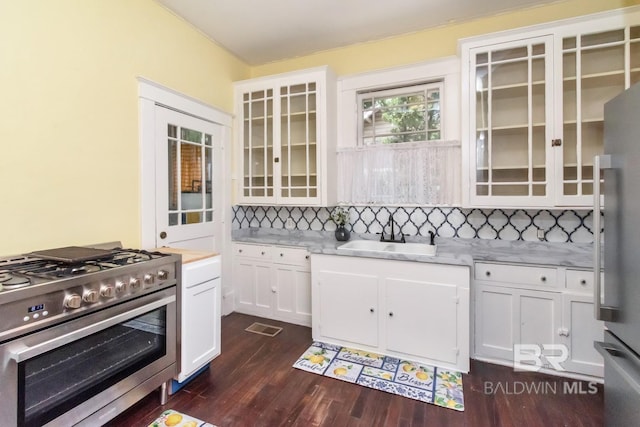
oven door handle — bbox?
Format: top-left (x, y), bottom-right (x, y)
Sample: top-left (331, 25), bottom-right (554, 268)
top-left (9, 294), bottom-right (175, 363)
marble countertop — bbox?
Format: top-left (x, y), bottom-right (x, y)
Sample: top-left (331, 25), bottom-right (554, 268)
top-left (231, 228), bottom-right (595, 269)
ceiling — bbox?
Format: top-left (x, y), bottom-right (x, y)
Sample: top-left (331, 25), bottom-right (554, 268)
top-left (155, 0), bottom-right (562, 65)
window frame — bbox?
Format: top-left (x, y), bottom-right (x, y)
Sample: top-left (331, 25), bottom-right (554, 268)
top-left (336, 56), bottom-right (460, 152)
top-left (357, 81), bottom-right (444, 146)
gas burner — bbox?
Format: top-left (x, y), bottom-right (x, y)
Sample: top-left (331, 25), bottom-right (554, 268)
top-left (0, 273), bottom-right (32, 289)
top-left (0, 247), bottom-right (170, 283)
top-left (67, 264), bottom-right (102, 275)
top-left (105, 251), bottom-right (153, 266)
top-left (28, 263), bottom-right (103, 279)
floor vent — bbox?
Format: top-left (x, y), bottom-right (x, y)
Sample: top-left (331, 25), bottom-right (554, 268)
top-left (245, 322), bottom-right (283, 337)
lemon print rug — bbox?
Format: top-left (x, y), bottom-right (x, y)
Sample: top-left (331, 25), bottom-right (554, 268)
top-left (293, 341), bottom-right (464, 411)
top-left (148, 409), bottom-right (216, 427)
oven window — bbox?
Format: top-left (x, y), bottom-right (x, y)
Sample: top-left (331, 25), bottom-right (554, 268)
top-left (18, 307), bottom-right (167, 427)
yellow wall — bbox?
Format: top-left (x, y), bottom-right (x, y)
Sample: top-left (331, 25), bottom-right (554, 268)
top-left (0, 0), bottom-right (249, 255)
top-left (252, 0), bottom-right (640, 77)
top-left (2, 0), bottom-right (638, 255)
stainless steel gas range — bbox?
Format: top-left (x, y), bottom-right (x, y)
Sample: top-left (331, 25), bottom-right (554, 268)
top-left (0, 243), bottom-right (181, 427)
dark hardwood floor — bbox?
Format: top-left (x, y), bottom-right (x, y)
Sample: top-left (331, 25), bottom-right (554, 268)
top-left (107, 313), bottom-right (603, 427)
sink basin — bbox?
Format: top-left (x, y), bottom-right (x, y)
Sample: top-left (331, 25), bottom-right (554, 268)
top-left (337, 240), bottom-right (437, 257)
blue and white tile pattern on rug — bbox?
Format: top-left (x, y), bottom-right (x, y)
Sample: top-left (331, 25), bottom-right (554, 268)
top-left (293, 341), bottom-right (464, 411)
top-left (232, 205), bottom-right (598, 243)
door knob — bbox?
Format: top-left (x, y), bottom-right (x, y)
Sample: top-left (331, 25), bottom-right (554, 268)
top-left (159, 231), bottom-right (167, 239)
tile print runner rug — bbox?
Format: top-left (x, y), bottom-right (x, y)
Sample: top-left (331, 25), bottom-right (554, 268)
top-left (293, 341), bottom-right (464, 411)
top-left (148, 409), bottom-right (216, 427)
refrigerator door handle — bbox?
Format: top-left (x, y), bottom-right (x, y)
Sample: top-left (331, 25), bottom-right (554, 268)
top-left (593, 154), bottom-right (617, 321)
top-left (595, 341), bottom-right (640, 395)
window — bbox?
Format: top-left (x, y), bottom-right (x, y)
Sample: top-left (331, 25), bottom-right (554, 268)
top-left (337, 58), bottom-right (459, 205)
top-left (358, 82), bottom-right (443, 146)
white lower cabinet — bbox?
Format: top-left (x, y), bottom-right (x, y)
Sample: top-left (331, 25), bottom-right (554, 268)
top-left (385, 278), bottom-right (461, 366)
top-left (475, 284), bottom-right (562, 364)
top-left (235, 258), bottom-right (273, 318)
top-left (312, 254), bottom-right (470, 372)
top-left (272, 262), bottom-right (312, 325)
top-left (316, 270), bottom-right (379, 348)
top-left (474, 262), bottom-right (603, 379)
top-left (233, 243), bottom-right (311, 326)
top-left (561, 292), bottom-right (604, 377)
top-left (177, 255), bottom-right (222, 384)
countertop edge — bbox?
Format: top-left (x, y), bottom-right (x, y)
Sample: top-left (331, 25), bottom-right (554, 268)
top-left (231, 229), bottom-right (595, 269)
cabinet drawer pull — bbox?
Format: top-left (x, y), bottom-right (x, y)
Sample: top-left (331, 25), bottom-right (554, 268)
top-left (238, 249), bottom-right (243, 253)
top-left (580, 279), bottom-right (587, 285)
top-left (370, 308), bottom-right (374, 313)
top-left (280, 253), bottom-right (284, 257)
top-left (261, 251), bottom-right (265, 255)
top-left (389, 312), bottom-right (394, 317)
top-left (540, 276), bottom-right (547, 282)
top-left (485, 271), bottom-right (491, 277)
top-left (305, 255), bottom-right (310, 260)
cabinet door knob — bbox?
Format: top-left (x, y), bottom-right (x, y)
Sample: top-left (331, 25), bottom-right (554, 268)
top-left (580, 279), bottom-right (587, 285)
top-left (280, 253), bottom-right (284, 257)
top-left (238, 249), bottom-right (243, 253)
top-left (370, 308), bottom-right (374, 313)
top-left (271, 287), bottom-right (276, 293)
top-left (305, 255), bottom-right (310, 259)
top-left (389, 312), bottom-right (394, 317)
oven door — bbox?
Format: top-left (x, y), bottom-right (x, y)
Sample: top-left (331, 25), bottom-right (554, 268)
top-left (0, 287), bottom-right (177, 427)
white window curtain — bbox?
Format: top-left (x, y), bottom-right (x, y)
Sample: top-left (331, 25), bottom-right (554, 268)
top-left (336, 140), bottom-right (461, 205)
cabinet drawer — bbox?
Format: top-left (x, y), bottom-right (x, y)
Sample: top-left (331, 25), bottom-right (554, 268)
top-left (272, 246), bottom-right (310, 266)
top-left (233, 243), bottom-right (273, 260)
top-left (566, 269), bottom-right (602, 292)
top-left (183, 256), bottom-right (221, 287)
top-left (475, 263), bottom-right (557, 287)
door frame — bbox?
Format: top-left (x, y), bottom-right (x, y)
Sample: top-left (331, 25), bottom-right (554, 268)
top-left (138, 78), bottom-right (234, 314)
top-left (138, 77), bottom-right (232, 249)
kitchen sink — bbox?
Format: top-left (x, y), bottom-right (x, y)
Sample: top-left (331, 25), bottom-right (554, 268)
top-left (337, 240), bottom-right (437, 256)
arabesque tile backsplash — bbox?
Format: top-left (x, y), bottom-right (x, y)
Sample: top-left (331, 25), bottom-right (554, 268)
top-left (232, 206), bottom-right (598, 243)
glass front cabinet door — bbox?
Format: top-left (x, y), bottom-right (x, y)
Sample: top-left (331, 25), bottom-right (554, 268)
top-left (462, 9), bottom-right (640, 207)
top-left (235, 67), bottom-right (336, 206)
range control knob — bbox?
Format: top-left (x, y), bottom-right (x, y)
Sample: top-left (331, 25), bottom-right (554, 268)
top-left (83, 290), bottom-right (99, 303)
top-left (144, 274), bottom-right (155, 286)
top-left (157, 270), bottom-right (169, 281)
top-left (64, 294), bottom-right (82, 309)
top-left (115, 281), bottom-right (127, 293)
top-left (129, 277), bottom-right (141, 291)
top-left (100, 285), bottom-right (115, 298)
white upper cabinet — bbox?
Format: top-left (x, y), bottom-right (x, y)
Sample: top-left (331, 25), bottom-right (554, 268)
top-left (234, 66), bottom-right (337, 206)
top-left (461, 7), bottom-right (640, 207)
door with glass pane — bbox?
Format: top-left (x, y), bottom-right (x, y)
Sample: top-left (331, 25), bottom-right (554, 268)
top-left (241, 88), bottom-right (275, 203)
top-left (279, 81), bottom-right (320, 203)
top-left (558, 26), bottom-right (640, 205)
top-left (236, 71), bottom-right (327, 206)
top-left (470, 36), bottom-right (554, 206)
top-left (155, 107), bottom-right (222, 250)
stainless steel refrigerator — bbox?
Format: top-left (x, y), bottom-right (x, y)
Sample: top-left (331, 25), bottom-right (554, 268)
top-left (594, 82), bottom-right (640, 426)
